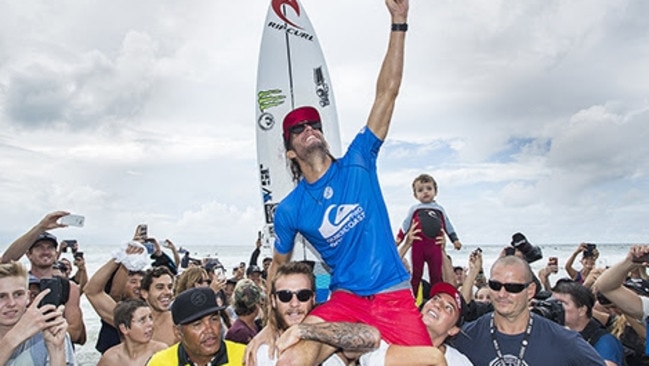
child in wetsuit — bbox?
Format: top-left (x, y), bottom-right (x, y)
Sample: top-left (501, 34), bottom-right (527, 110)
top-left (396, 174), bottom-right (462, 294)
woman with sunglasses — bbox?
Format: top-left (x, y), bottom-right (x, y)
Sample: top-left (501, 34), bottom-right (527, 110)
top-left (452, 255), bottom-right (606, 365)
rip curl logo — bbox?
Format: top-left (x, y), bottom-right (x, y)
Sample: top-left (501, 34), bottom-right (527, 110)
top-left (272, 0), bottom-right (302, 29)
top-left (319, 204), bottom-right (365, 247)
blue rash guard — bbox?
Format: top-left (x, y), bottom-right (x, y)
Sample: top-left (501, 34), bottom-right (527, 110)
top-left (274, 127), bottom-right (409, 296)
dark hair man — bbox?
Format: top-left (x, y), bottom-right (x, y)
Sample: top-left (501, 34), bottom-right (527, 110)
top-left (248, 261), bottom-right (384, 366)
top-left (266, 1), bottom-right (437, 364)
top-left (552, 280), bottom-right (623, 366)
top-left (98, 299), bottom-right (166, 365)
top-left (85, 243), bottom-right (147, 353)
top-left (140, 266), bottom-right (177, 346)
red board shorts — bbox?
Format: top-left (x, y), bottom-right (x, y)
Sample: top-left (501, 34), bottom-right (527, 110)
top-left (309, 288), bottom-right (432, 346)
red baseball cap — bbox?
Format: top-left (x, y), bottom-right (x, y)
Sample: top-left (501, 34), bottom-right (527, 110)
top-left (429, 282), bottom-right (467, 326)
top-left (282, 106), bottom-right (321, 144)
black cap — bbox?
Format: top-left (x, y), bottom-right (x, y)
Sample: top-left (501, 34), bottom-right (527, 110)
top-left (30, 232), bottom-right (58, 250)
top-left (171, 287), bottom-right (225, 325)
top-left (246, 265), bottom-right (262, 276)
top-left (204, 259), bottom-right (223, 273)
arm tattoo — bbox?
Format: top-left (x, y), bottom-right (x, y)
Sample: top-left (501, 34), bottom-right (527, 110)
top-left (298, 322), bottom-right (380, 352)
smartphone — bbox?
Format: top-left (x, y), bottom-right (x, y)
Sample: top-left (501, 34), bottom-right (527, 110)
top-left (61, 239), bottom-right (77, 253)
top-left (59, 214), bottom-right (85, 227)
top-left (584, 243), bottom-right (597, 257)
top-left (134, 224), bottom-right (148, 240)
top-left (39, 278), bottom-right (62, 308)
top-left (215, 267), bottom-right (226, 281)
top-left (548, 257), bottom-right (558, 266)
top-left (632, 253), bottom-right (649, 263)
top-left (143, 241), bottom-right (155, 254)
top-left (504, 247), bottom-right (516, 256)
top-left (74, 251), bottom-right (84, 259)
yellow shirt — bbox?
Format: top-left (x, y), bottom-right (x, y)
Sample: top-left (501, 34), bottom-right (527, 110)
top-left (146, 340), bottom-right (245, 366)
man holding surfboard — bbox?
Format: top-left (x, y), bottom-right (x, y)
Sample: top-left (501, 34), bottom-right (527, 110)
top-left (258, 0), bottom-right (445, 364)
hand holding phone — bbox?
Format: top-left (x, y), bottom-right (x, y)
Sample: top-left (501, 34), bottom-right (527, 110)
top-left (58, 214), bottom-right (85, 227)
top-left (217, 267), bottom-right (228, 282)
top-left (39, 278), bottom-right (62, 309)
top-left (584, 243), bottom-right (597, 257)
top-left (632, 252), bottom-right (649, 264)
top-left (548, 257), bottom-right (559, 273)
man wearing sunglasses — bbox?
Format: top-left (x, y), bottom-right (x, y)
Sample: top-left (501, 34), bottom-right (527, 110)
top-left (266, 1), bottom-right (439, 364)
top-left (248, 262), bottom-right (382, 365)
top-left (452, 255), bottom-right (606, 365)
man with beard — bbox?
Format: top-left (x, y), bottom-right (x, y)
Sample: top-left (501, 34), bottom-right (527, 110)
top-left (247, 261), bottom-right (382, 365)
top-left (1, 211), bottom-right (86, 344)
top-left (267, 1), bottom-right (438, 364)
top-left (141, 266), bottom-right (178, 346)
top-left (147, 287), bottom-right (246, 366)
top-left (85, 243), bottom-right (147, 353)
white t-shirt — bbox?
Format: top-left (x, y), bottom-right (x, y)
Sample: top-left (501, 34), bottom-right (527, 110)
top-left (256, 344), bottom-right (346, 366)
top-left (445, 345), bottom-right (473, 365)
top-left (359, 340), bottom-right (473, 366)
top-left (641, 296), bottom-right (649, 320)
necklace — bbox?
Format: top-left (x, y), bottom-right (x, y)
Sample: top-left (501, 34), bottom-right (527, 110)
top-left (303, 168), bottom-right (335, 205)
top-left (489, 312), bottom-right (534, 366)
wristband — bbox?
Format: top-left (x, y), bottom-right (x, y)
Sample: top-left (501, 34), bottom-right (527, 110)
top-left (391, 23), bottom-right (408, 32)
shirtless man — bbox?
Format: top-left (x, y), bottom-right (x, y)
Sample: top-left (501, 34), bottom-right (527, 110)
top-left (98, 299), bottom-right (166, 365)
top-left (140, 266), bottom-right (178, 346)
top-left (85, 243), bottom-right (146, 352)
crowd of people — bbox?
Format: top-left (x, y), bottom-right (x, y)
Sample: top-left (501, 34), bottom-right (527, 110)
top-left (2, 0), bottom-right (648, 365)
top-left (4, 209), bottom-right (649, 366)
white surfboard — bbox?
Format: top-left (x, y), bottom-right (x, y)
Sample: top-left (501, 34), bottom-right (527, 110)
top-left (255, 0), bottom-right (342, 247)
top-left (255, 0), bottom-right (341, 302)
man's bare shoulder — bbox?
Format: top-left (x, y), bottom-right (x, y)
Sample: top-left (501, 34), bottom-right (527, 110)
top-left (148, 340), bottom-right (168, 353)
top-left (97, 344), bottom-right (122, 365)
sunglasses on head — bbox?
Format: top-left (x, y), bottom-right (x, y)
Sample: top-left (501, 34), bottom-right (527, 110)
top-left (274, 289), bottom-right (313, 303)
top-left (289, 121), bottom-right (322, 135)
top-left (488, 279), bottom-right (531, 294)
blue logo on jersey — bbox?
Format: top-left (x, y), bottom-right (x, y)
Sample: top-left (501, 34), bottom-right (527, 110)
top-left (319, 204), bottom-right (365, 247)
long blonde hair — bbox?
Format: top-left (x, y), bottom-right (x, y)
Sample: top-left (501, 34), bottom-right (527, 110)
top-left (609, 314), bottom-right (627, 339)
top-left (174, 267), bottom-right (208, 296)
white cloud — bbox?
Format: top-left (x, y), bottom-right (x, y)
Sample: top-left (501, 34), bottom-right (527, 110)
top-left (0, 0), bottom-right (648, 248)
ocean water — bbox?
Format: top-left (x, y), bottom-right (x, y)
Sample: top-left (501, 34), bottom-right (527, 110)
top-left (65, 242), bottom-right (632, 365)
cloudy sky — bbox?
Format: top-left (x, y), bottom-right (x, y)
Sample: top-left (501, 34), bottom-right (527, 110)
top-left (1, 0), bottom-right (648, 250)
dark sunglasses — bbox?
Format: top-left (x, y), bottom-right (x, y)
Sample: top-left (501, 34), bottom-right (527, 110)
top-left (289, 121), bottom-right (322, 135)
top-left (274, 289), bottom-right (313, 303)
top-left (488, 279), bottom-right (531, 294)
top-left (200, 279), bottom-right (212, 285)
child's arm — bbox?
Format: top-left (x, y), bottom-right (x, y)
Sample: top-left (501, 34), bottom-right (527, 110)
top-left (436, 203), bottom-right (462, 250)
